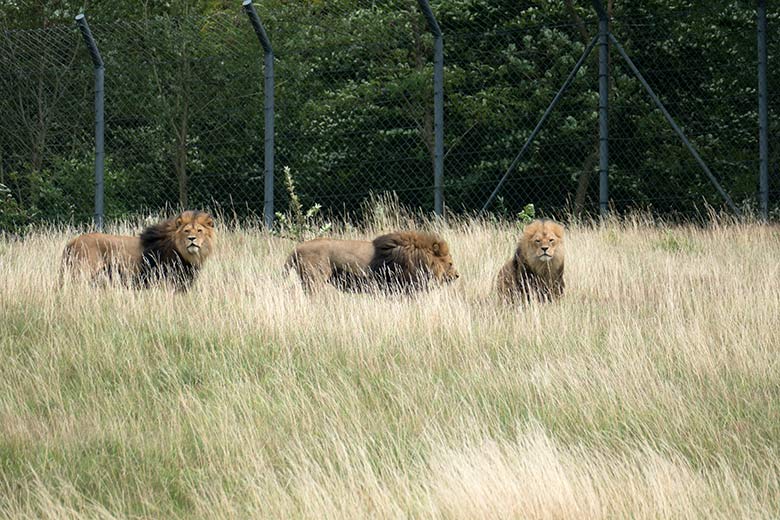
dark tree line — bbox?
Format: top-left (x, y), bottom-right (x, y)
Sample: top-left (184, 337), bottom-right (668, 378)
top-left (0, 1), bottom-right (777, 231)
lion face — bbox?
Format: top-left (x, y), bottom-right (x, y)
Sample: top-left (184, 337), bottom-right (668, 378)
top-left (429, 241), bottom-right (460, 283)
top-left (172, 211), bottom-right (215, 265)
top-left (521, 219), bottom-right (564, 265)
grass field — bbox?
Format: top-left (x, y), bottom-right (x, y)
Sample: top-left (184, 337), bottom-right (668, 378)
top-left (1, 213), bottom-right (779, 518)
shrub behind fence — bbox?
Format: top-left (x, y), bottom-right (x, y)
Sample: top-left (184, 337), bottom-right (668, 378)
top-left (0, 0), bottom-right (776, 231)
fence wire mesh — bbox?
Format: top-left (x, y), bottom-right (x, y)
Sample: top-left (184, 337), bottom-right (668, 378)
top-left (607, 3), bottom-right (768, 216)
top-left (0, 0), bottom-right (777, 230)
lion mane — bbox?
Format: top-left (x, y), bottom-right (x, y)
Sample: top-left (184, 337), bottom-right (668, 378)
top-left (496, 219), bottom-right (564, 303)
top-left (61, 210), bottom-right (215, 292)
top-left (284, 230), bottom-right (459, 294)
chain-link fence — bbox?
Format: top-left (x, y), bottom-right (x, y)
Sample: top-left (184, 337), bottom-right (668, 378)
top-left (0, 0), bottom-right (777, 231)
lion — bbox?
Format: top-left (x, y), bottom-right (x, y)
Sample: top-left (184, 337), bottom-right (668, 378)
top-left (496, 219), bottom-right (564, 303)
top-left (284, 231), bottom-right (459, 294)
top-left (61, 210), bottom-right (215, 292)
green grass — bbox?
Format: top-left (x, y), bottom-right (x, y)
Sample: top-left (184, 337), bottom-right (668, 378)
top-left (1, 216), bottom-right (779, 518)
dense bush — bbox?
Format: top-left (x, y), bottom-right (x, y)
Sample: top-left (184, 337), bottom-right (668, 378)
top-left (0, 0), bottom-right (777, 230)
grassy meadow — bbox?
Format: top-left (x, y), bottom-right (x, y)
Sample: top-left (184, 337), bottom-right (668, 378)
top-left (1, 212), bottom-right (779, 518)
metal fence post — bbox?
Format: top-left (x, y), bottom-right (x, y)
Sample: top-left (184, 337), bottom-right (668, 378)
top-left (593, 0), bottom-right (609, 218)
top-left (76, 14), bottom-right (105, 231)
top-left (243, 0), bottom-right (275, 229)
top-left (417, 0), bottom-right (444, 216)
top-left (757, 0), bottom-right (768, 220)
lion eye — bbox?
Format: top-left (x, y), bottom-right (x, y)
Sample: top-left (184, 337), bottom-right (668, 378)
top-left (535, 239), bottom-right (541, 244)
top-left (197, 229), bottom-right (203, 233)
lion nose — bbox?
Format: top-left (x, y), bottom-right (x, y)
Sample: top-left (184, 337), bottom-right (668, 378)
top-left (187, 235), bottom-right (196, 242)
top-left (541, 246), bottom-right (549, 252)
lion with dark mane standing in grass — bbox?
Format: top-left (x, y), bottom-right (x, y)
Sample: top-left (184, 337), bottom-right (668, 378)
top-left (61, 210), bottom-right (215, 293)
top-left (285, 230), bottom-right (459, 294)
top-left (496, 219), bottom-right (565, 303)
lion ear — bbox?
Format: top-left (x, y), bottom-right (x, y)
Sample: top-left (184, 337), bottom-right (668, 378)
top-left (204, 216), bottom-right (214, 228)
top-left (432, 242), bottom-right (440, 255)
top-left (175, 217), bottom-right (183, 228)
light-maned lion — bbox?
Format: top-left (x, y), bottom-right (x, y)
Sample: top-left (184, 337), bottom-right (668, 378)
top-left (284, 231), bottom-right (459, 294)
top-left (61, 210), bottom-right (215, 292)
top-left (496, 219), bottom-right (564, 303)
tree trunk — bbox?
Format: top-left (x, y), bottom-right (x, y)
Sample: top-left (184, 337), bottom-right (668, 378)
top-left (411, 12), bottom-right (436, 170)
top-left (573, 150), bottom-right (598, 215)
top-left (175, 145), bottom-right (188, 209)
top-left (175, 102), bottom-right (189, 209)
top-left (174, 36), bottom-right (191, 209)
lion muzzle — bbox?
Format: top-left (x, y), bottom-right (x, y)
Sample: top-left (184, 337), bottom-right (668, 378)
top-left (186, 236), bottom-right (200, 254)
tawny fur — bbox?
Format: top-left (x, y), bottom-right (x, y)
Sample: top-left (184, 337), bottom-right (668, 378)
top-left (61, 210), bottom-right (215, 292)
top-left (284, 231), bottom-right (459, 294)
top-left (496, 219), bottom-right (565, 303)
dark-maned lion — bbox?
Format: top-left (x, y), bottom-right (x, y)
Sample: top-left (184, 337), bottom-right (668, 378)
top-left (61, 210), bottom-right (215, 292)
top-left (496, 219), bottom-right (564, 303)
top-left (284, 231), bottom-right (459, 294)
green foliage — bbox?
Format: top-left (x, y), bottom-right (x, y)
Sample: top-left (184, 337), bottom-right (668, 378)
top-left (273, 166), bottom-right (332, 242)
top-left (0, 183), bottom-right (32, 234)
top-left (655, 231), bottom-right (699, 254)
top-left (0, 156), bottom-right (143, 233)
top-left (602, 228), bottom-right (620, 246)
top-left (0, 157), bottom-right (92, 232)
top-left (492, 196), bottom-right (509, 218)
top-left (517, 203), bottom-right (535, 226)
top-left (0, 0), bottom-right (777, 223)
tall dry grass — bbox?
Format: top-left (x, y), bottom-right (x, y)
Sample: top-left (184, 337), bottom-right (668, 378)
top-left (0, 213), bottom-right (778, 518)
